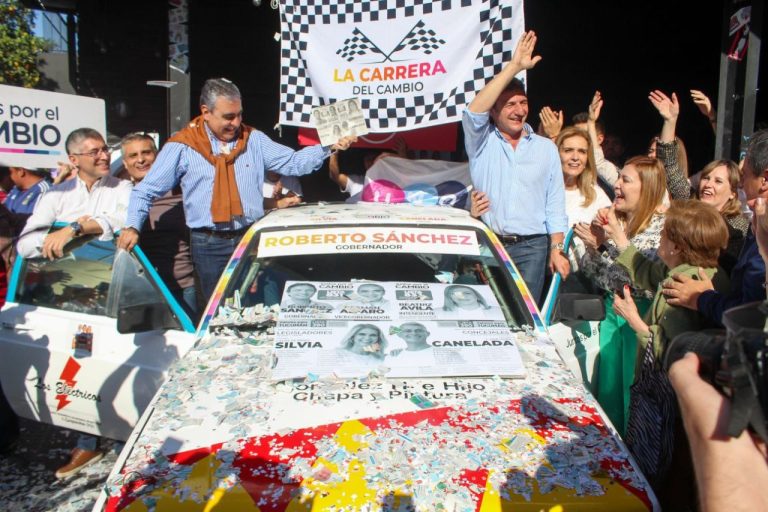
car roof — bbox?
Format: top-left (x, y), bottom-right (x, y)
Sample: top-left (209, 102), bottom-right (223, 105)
top-left (256, 202), bottom-right (485, 230)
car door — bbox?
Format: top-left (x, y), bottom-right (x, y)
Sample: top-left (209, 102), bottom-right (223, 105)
top-left (541, 228), bottom-right (603, 394)
top-left (0, 228), bottom-right (197, 441)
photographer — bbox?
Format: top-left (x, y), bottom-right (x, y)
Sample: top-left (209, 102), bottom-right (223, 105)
top-left (669, 353), bottom-right (768, 511)
top-left (665, 153), bottom-right (768, 511)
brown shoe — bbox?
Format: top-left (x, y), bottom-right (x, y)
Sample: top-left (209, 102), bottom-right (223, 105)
top-left (54, 448), bottom-right (104, 479)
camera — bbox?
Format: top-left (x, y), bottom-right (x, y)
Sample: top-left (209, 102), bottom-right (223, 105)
top-left (663, 301), bottom-right (768, 443)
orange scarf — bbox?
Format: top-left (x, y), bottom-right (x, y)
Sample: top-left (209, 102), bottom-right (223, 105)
top-left (168, 116), bottom-right (254, 223)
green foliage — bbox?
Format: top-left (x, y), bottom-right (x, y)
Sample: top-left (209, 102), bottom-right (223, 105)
top-left (0, 0), bottom-right (52, 88)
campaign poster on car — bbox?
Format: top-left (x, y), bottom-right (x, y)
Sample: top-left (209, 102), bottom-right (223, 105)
top-left (273, 281), bottom-right (524, 380)
top-left (279, 281), bottom-right (504, 321)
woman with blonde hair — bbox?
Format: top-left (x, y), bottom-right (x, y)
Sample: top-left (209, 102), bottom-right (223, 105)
top-left (574, 155), bottom-right (667, 436)
top-left (556, 127), bottom-right (612, 226)
top-left (340, 323), bottom-right (387, 360)
top-left (648, 90), bottom-right (748, 270)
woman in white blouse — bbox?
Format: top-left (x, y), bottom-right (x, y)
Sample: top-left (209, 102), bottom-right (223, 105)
top-left (556, 127), bottom-right (612, 226)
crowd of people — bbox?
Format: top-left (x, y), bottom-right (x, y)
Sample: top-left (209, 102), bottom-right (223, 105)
top-left (466, 31), bottom-right (768, 510)
top-left (0, 30), bottom-right (766, 510)
top-left (0, 77), bottom-right (356, 479)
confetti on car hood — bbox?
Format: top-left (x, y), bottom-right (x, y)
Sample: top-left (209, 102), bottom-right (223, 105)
top-left (103, 305), bottom-right (655, 511)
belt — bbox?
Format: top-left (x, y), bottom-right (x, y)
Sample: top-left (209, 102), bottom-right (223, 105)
top-left (191, 227), bottom-right (248, 239)
top-left (495, 233), bottom-right (546, 244)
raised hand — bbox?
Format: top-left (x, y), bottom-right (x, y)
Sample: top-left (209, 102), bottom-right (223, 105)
top-left (509, 30), bottom-right (542, 71)
top-left (588, 91), bottom-right (603, 122)
top-left (649, 90), bottom-right (679, 122)
top-left (690, 89), bottom-right (715, 120)
top-left (538, 106), bottom-right (563, 139)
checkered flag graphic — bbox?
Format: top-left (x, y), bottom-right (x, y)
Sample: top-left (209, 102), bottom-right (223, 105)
top-left (279, 0), bottom-right (522, 131)
top-left (392, 20), bottom-right (446, 56)
top-left (336, 28), bottom-right (384, 62)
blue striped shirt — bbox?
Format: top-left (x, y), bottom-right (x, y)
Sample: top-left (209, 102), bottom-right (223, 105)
top-left (462, 109), bottom-right (568, 236)
top-left (126, 125), bottom-right (330, 230)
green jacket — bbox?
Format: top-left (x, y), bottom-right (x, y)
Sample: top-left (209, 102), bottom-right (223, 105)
top-left (615, 245), bottom-right (730, 373)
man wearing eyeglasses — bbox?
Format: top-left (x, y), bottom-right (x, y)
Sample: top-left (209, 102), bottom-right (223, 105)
top-left (13, 127), bottom-right (133, 478)
top-left (16, 128), bottom-right (132, 261)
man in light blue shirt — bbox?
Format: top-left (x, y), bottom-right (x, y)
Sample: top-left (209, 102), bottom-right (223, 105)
top-left (119, 78), bottom-right (355, 301)
top-left (463, 31), bottom-right (569, 304)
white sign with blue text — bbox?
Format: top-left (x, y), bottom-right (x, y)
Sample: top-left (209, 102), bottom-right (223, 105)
top-left (0, 84), bottom-right (106, 169)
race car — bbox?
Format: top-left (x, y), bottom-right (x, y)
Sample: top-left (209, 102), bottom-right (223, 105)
top-left (94, 203), bottom-right (657, 511)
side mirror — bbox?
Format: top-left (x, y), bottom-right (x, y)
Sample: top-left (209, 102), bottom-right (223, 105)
top-left (117, 303), bottom-right (181, 334)
top-left (554, 293), bottom-right (605, 323)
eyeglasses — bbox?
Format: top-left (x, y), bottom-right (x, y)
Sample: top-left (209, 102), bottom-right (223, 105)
top-left (71, 146), bottom-right (112, 158)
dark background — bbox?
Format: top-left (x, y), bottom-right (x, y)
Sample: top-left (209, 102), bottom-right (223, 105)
top-left (74, 0), bottom-right (764, 184)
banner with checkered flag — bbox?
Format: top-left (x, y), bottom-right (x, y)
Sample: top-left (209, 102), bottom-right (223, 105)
top-left (336, 28), bottom-right (386, 62)
top-left (279, 0), bottom-right (524, 132)
top-left (391, 20), bottom-right (446, 57)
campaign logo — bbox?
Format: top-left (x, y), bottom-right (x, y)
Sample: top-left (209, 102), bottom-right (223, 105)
top-left (336, 21), bottom-right (446, 63)
top-left (333, 21), bottom-right (448, 95)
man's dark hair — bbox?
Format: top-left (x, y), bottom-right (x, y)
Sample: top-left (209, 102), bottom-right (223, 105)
top-left (65, 127), bottom-right (104, 154)
top-left (746, 129), bottom-right (768, 178)
top-left (200, 78), bottom-right (241, 109)
top-left (572, 112), bottom-right (605, 135)
top-left (502, 77), bottom-right (527, 97)
top-left (25, 168), bottom-right (49, 178)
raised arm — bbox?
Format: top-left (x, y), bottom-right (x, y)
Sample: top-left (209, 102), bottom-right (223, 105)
top-left (468, 31), bottom-right (541, 114)
top-left (587, 91), bottom-right (619, 186)
top-left (690, 89), bottom-right (717, 135)
top-left (649, 90), bottom-right (679, 144)
top-left (649, 90), bottom-right (690, 199)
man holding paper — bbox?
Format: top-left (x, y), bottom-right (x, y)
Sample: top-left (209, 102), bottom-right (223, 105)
top-left (120, 78), bottom-right (356, 300)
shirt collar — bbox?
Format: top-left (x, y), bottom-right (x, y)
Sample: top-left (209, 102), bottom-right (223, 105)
top-left (204, 123), bottom-right (237, 154)
top-left (76, 174), bottom-right (106, 190)
top-left (494, 122), bottom-right (534, 142)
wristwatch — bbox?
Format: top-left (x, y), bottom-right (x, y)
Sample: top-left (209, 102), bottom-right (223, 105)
top-left (550, 242), bottom-right (565, 252)
top-left (68, 221), bottom-right (83, 237)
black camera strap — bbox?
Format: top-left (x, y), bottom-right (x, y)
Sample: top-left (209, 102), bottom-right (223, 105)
top-left (726, 350), bottom-right (768, 443)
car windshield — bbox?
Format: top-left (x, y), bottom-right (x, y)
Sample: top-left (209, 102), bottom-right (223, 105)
top-left (214, 224), bottom-right (533, 331)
